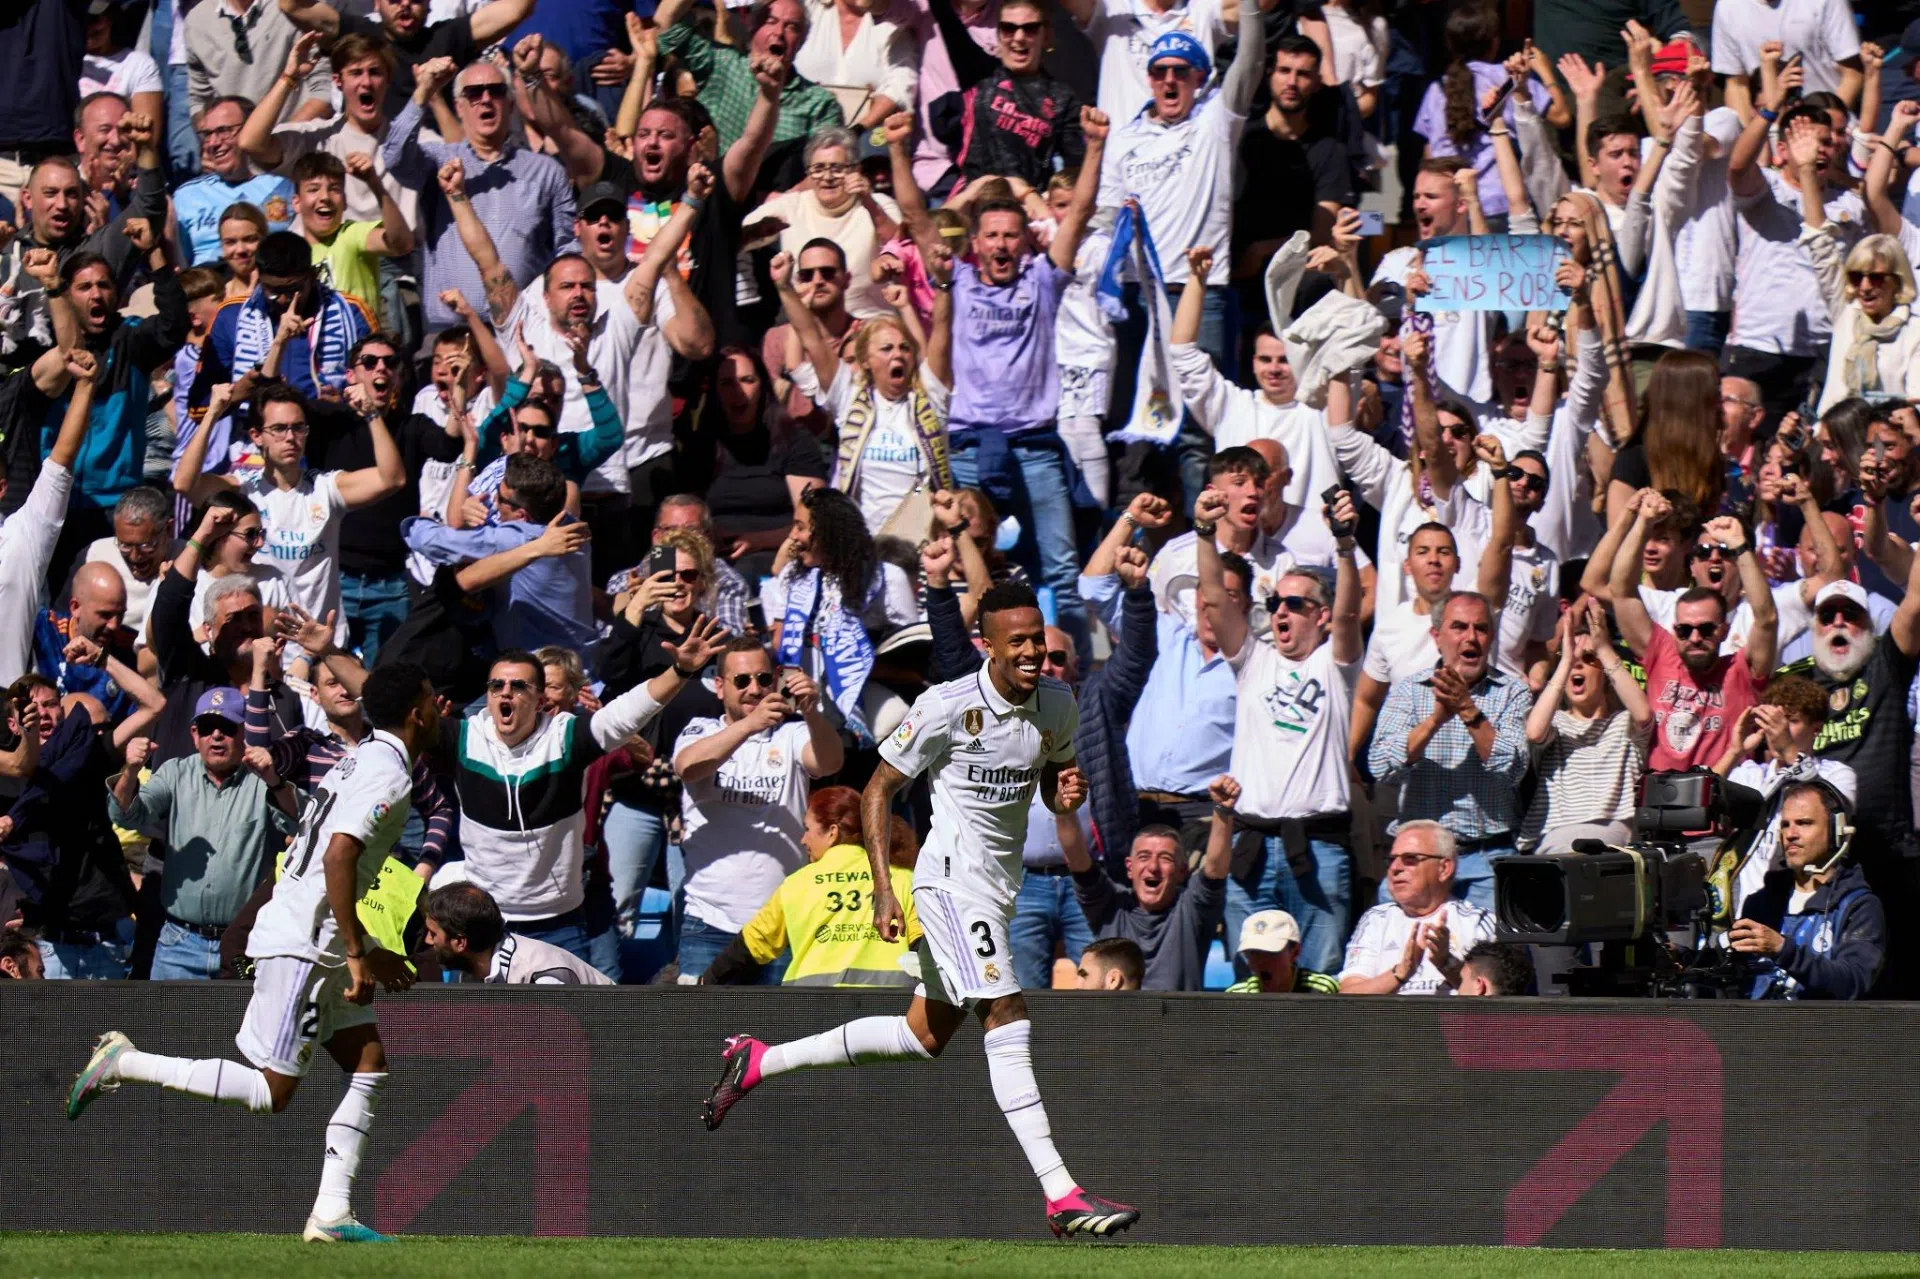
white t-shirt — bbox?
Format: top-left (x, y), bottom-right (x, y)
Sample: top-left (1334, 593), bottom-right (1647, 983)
top-left (811, 361), bottom-right (949, 534)
top-left (1320, 5), bottom-right (1386, 88)
top-left (1079, 0), bottom-right (1228, 126)
top-left (623, 275), bottom-right (676, 470)
top-left (81, 48), bottom-right (164, 99)
top-left (1729, 169), bottom-right (1864, 356)
top-left (742, 189), bottom-right (905, 319)
top-left (83, 535), bottom-right (179, 645)
top-left (247, 731), bottom-right (414, 966)
top-left (243, 468), bottom-right (348, 645)
top-left (1373, 246), bottom-right (1495, 403)
top-left (0, 462), bottom-right (72, 686)
top-left (1498, 540), bottom-right (1560, 680)
top-left (675, 717), bottom-right (817, 932)
top-left (1363, 602), bottom-right (1440, 685)
top-left (1148, 527), bottom-right (1299, 641)
top-left (1710, 0), bottom-right (1861, 98)
top-left (1339, 899), bottom-right (1496, 995)
top-left (1227, 638), bottom-right (1359, 820)
top-left (506, 280), bottom-right (641, 496)
top-left (1101, 85), bottom-right (1243, 287)
top-left (881, 668), bottom-right (1079, 911)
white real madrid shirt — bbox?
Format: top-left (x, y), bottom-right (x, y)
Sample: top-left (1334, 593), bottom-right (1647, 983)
top-left (675, 717), bottom-right (816, 932)
top-left (882, 668), bottom-right (1080, 911)
top-left (247, 730), bottom-right (415, 967)
top-left (242, 468), bottom-right (350, 647)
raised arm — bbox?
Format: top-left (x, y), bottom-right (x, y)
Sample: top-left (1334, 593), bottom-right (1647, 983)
top-left (770, 249), bottom-right (841, 389)
top-left (436, 157), bottom-right (518, 324)
top-left (511, 36), bottom-right (605, 185)
top-left (172, 376), bottom-right (250, 502)
top-left (1728, 43), bottom-right (1799, 197)
top-left (47, 349), bottom-right (99, 470)
top-left (1194, 487), bottom-right (1249, 660)
top-left (239, 31), bottom-right (323, 169)
top-left (615, 14), bottom-right (660, 140)
top-left (278, 0), bottom-right (341, 36)
top-left (1556, 53), bottom-right (1606, 191)
top-left (1473, 434), bottom-right (1517, 606)
top-left (1220, 0), bottom-right (1264, 115)
top-left (1049, 108), bottom-right (1108, 273)
top-left (452, 515), bottom-right (590, 593)
top-left (343, 151), bottom-right (413, 257)
top-left (722, 50), bottom-right (785, 205)
top-left (627, 162), bottom-right (707, 325)
top-left (1892, 501), bottom-right (1920, 659)
top-left (1605, 488), bottom-right (1662, 654)
top-left (469, 0), bottom-right (536, 46)
top-left (1865, 103), bottom-right (1917, 237)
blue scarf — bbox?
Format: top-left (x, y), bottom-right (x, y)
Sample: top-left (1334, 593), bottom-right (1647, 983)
top-left (1096, 202), bottom-right (1181, 446)
top-left (774, 566), bottom-right (876, 746)
top-left (231, 285), bottom-right (368, 394)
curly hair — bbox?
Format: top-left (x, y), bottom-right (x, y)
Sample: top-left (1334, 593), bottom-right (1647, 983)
top-left (801, 486), bottom-right (877, 604)
top-left (652, 526), bottom-right (719, 611)
top-left (1441, 5), bottom-right (1499, 149)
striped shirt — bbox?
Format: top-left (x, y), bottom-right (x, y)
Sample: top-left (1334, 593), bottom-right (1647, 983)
top-left (1518, 709), bottom-right (1651, 852)
top-left (245, 685), bottom-right (454, 868)
top-left (1368, 667), bottom-right (1532, 842)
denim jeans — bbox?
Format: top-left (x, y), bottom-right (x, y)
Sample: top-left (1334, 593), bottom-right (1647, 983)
top-left (1451, 848), bottom-right (1499, 912)
top-left (1009, 872), bottom-right (1094, 990)
top-left (341, 572), bottom-right (411, 668)
top-left (38, 923), bottom-right (133, 980)
top-left (677, 913), bottom-right (787, 984)
top-left (149, 922), bottom-right (223, 980)
top-left (1227, 834), bottom-right (1352, 977)
top-left (949, 431), bottom-right (1090, 667)
top-left (602, 802), bottom-right (669, 939)
top-left (1684, 310), bottom-right (1730, 354)
top-left (516, 918), bottom-right (594, 963)
top-left (161, 63), bottom-right (200, 182)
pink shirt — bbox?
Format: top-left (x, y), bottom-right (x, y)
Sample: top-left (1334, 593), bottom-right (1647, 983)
top-left (1642, 624), bottom-right (1762, 773)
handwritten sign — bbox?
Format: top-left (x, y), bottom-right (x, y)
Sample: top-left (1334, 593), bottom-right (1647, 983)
top-left (1413, 235), bottom-right (1571, 313)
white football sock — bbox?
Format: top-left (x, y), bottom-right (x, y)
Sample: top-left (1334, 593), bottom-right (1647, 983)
top-left (313, 1071), bottom-right (386, 1221)
top-left (761, 1016), bottom-right (931, 1079)
top-left (982, 1021), bottom-right (1076, 1201)
top-left (115, 1051), bottom-right (273, 1114)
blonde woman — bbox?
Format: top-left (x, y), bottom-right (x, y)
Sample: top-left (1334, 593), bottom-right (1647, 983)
top-left (1790, 118), bottom-right (1920, 412)
top-left (775, 246), bottom-right (955, 537)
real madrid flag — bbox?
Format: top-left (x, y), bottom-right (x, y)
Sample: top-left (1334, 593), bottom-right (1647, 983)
top-left (1096, 200), bottom-right (1182, 447)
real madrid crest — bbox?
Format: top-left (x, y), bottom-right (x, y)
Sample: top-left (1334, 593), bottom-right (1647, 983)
top-left (962, 707), bottom-right (985, 737)
top-left (1830, 686), bottom-right (1851, 714)
top-left (1040, 730), bottom-right (1054, 755)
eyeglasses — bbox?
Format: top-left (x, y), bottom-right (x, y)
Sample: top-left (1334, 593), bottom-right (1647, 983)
top-left (355, 353), bottom-right (399, 370)
top-left (1043, 649), bottom-right (1070, 666)
top-left (1671, 621), bottom-right (1720, 640)
top-left (730, 671), bottom-right (777, 690)
top-left (998, 19), bottom-right (1043, 35)
top-left (1689, 543), bottom-right (1735, 561)
top-left (1387, 852), bottom-right (1446, 867)
top-left (118, 536), bottom-right (162, 555)
top-left (807, 162), bottom-right (854, 178)
top-left (259, 423), bottom-right (309, 439)
top-left (191, 716), bottom-right (238, 738)
top-left (796, 266), bottom-right (840, 283)
top-left (1502, 467), bottom-right (1546, 491)
top-left (1720, 395), bottom-right (1761, 411)
top-left (487, 677), bottom-right (537, 695)
top-left (1147, 63), bottom-right (1197, 81)
top-left (1849, 270), bottom-right (1896, 287)
top-left (1265, 594), bottom-right (1321, 616)
top-left (459, 83), bottom-right (510, 102)
top-left (196, 123), bottom-right (242, 142)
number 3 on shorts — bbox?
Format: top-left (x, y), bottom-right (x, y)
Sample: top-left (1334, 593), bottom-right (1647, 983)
top-left (969, 920), bottom-right (996, 958)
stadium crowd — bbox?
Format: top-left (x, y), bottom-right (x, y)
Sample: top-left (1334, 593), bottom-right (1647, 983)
top-left (0, 0), bottom-right (1915, 1003)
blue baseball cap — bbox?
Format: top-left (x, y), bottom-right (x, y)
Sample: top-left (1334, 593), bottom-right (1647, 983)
top-left (193, 686), bottom-right (246, 726)
top-left (1147, 31), bottom-right (1211, 79)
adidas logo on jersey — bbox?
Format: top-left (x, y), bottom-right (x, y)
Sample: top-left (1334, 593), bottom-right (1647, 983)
top-left (957, 738), bottom-right (990, 754)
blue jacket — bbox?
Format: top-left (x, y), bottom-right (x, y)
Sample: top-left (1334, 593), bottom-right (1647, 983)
top-left (1741, 862), bottom-right (1885, 1000)
top-left (926, 581), bottom-right (1157, 870)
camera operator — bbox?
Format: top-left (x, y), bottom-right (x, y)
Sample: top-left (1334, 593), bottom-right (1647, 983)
top-left (1711, 674), bottom-right (1857, 923)
top-left (1731, 782), bottom-right (1885, 1001)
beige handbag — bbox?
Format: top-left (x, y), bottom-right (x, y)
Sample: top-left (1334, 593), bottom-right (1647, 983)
top-left (877, 480), bottom-right (935, 547)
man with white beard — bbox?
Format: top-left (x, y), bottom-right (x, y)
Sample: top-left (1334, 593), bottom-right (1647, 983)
top-left (1777, 574), bottom-right (1920, 997)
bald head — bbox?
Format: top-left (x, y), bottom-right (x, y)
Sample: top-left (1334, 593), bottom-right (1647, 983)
top-left (1247, 438), bottom-right (1288, 474)
top-left (68, 563), bottom-right (127, 642)
top-left (1246, 437), bottom-right (1292, 531)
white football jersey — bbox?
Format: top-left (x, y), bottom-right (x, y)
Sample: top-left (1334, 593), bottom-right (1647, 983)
top-left (247, 730), bottom-right (415, 966)
top-left (881, 668), bottom-right (1079, 911)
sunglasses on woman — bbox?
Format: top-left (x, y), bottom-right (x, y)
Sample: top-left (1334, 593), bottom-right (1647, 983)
top-left (1442, 423), bottom-right (1475, 441)
top-left (1849, 270), bottom-right (1896, 287)
top-left (998, 18), bottom-right (1043, 35)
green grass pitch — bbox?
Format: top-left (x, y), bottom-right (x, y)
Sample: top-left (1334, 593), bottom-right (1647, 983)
top-left (7, 1236), bottom-right (1920, 1278)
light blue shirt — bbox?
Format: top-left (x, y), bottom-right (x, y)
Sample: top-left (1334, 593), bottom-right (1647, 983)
top-left (1082, 571), bottom-right (1236, 797)
top-left (173, 171), bottom-right (294, 266)
top-left (401, 516), bottom-right (598, 668)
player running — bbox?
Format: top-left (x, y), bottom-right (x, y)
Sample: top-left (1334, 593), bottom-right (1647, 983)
top-left (702, 583), bottom-right (1139, 1239)
top-left (66, 662), bottom-right (440, 1244)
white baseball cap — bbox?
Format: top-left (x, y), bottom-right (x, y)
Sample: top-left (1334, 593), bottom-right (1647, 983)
top-left (1814, 580), bottom-right (1877, 630)
top-left (1236, 910), bottom-right (1302, 955)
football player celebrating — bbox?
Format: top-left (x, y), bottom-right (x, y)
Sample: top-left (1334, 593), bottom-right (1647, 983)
top-left (702, 583), bottom-right (1139, 1238)
top-left (66, 663), bottom-right (440, 1244)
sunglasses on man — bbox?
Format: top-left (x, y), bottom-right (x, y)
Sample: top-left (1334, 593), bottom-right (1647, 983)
top-left (730, 671), bottom-right (778, 690)
top-left (796, 265), bottom-right (840, 283)
top-left (1671, 621), bottom-right (1721, 640)
top-left (191, 716), bottom-right (239, 738)
top-left (487, 677), bottom-right (537, 696)
top-left (1688, 543), bottom-right (1736, 562)
top-left (459, 83), bottom-right (509, 102)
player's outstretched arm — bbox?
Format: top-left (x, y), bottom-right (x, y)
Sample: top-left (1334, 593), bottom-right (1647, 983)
top-left (862, 760), bottom-right (910, 942)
